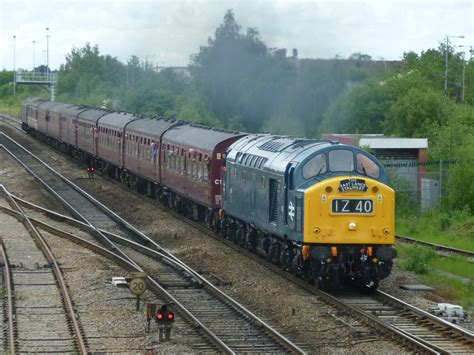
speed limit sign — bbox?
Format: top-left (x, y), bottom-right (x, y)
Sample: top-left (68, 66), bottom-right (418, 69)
top-left (129, 277), bottom-right (147, 295)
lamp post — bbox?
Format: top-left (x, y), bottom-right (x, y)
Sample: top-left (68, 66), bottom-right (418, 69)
top-left (46, 27), bottom-right (50, 77)
top-left (13, 35), bottom-right (16, 95)
top-left (444, 35), bottom-right (464, 97)
top-left (462, 53), bottom-right (465, 103)
top-left (33, 40), bottom-right (36, 72)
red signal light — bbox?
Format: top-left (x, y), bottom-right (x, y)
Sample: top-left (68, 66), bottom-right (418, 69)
top-left (156, 313), bottom-right (164, 320)
top-left (167, 313), bottom-right (174, 320)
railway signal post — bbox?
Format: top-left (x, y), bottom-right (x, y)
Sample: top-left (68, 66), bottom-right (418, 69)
top-left (155, 304), bottom-right (175, 342)
top-left (145, 303), bottom-right (157, 333)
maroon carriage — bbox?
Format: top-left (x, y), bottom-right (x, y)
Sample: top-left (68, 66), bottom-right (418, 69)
top-left (123, 117), bottom-right (180, 185)
top-left (33, 101), bottom-right (72, 143)
top-left (76, 108), bottom-right (110, 157)
top-left (21, 97), bottom-right (46, 132)
top-left (96, 112), bottom-right (138, 168)
top-left (161, 124), bottom-right (245, 211)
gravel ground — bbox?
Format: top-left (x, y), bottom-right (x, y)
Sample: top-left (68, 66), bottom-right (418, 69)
top-left (0, 163), bottom-right (198, 353)
top-left (0, 123), bottom-right (433, 353)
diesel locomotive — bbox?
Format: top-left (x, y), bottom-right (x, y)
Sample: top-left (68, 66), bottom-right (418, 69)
top-left (21, 97), bottom-right (396, 289)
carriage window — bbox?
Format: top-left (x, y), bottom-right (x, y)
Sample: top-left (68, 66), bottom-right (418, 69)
top-left (356, 154), bottom-right (380, 179)
top-left (329, 150), bottom-right (354, 172)
top-left (204, 164), bottom-right (209, 182)
top-left (198, 164), bottom-right (204, 180)
top-left (303, 153), bottom-right (327, 179)
top-left (187, 158), bottom-right (192, 175)
top-left (193, 160), bottom-right (198, 178)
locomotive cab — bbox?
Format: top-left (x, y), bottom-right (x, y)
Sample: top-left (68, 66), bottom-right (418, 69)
top-left (293, 146), bottom-right (396, 289)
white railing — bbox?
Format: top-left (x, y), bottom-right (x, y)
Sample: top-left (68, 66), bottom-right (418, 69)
top-left (16, 70), bottom-right (57, 83)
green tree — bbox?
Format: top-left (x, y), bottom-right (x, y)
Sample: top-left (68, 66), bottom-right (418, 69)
top-left (190, 10), bottom-right (272, 131)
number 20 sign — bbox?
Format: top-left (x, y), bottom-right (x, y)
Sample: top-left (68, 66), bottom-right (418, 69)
top-left (129, 278), bottom-right (147, 295)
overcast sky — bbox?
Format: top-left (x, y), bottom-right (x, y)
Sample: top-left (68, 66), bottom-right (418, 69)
top-left (1, 0), bottom-right (473, 71)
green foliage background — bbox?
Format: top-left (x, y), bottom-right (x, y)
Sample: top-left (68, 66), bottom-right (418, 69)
top-left (1, 9), bottom-right (473, 213)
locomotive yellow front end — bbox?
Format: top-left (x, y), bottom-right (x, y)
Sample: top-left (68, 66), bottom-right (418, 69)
top-left (303, 176), bottom-right (396, 289)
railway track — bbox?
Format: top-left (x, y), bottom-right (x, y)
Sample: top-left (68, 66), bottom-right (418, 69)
top-left (396, 234), bottom-right (474, 259)
top-left (1, 190), bottom-right (87, 353)
top-left (333, 290), bottom-right (474, 354)
top-left (6, 192), bottom-right (474, 354)
top-left (0, 112), bottom-right (22, 131)
top-left (2, 116), bottom-right (474, 353)
top-left (0, 131), bottom-right (306, 354)
top-left (152, 201), bottom-right (474, 353)
top-left (3, 113), bottom-right (473, 260)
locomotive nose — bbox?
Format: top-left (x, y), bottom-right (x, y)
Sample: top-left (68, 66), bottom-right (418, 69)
top-left (303, 176), bottom-right (395, 245)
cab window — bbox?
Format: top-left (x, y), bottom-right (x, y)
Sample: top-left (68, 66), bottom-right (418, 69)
top-left (356, 153), bottom-right (380, 178)
top-left (329, 149), bottom-right (354, 172)
top-left (303, 153), bottom-right (327, 179)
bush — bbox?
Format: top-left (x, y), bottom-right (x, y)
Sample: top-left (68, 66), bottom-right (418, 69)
top-left (403, 244), bottom-right (436, 274)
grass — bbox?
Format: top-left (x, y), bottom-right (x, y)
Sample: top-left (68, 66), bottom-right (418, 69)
top-left (396, 208), bottom-right (474, 252)
top-left (396, 243), bottom-right (474, 314)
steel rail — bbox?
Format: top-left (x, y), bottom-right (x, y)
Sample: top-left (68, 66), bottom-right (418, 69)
top-left (1, 189), bottom-right (307, 354)
top-left (3, 112), bottom-right (473, 261)
top-left (0, 240), bottom-right (16, 354)
top-left (3, 112), bottom-right (472, 353)
top-left (396, 234), bottom-right (474, 258)
top-left (2, 186), bottom-right (88, 354)
top-left (0, 113), bottom-right (24, 136)
top-left (0, 203), bottom-right (243, 354)
top-left (376, 290), bottom-right (474, 339)
top-left (0, 133), bottom-right (307, 354)
top-left (136, 197), bottom-right (467, 354)
top-left (0, 187), bottom-right (449, 354)
top-left (0, 132), bottom-right (191, 274)
top-left (0, 135), bottom-right (142, 270)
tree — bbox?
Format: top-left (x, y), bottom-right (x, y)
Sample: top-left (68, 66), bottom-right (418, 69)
top-left (190, 10), bottom-right (271, 131)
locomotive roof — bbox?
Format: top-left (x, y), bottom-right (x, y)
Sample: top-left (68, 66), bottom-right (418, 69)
top-left (38, 101), bottom-right (77, 114)
top-left (228, 134), bottom-right (387, 183)
top-left (228, 134), bottom-right (339, 172)
top-left (98, 111), bottom-right (138, 128)
top-left (162, 124), bottom-right (244, 151)
top-left (22, 97), bottom-right (47, 107)
top-left (126, 116), bottom-right (179, 137)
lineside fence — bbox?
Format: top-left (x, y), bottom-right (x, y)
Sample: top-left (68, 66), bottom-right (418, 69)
top-left (383, 160), bottom-right (457, 214)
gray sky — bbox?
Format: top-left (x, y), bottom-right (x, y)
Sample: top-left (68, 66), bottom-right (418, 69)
top-left (1, 0), bottom-right (473, 71)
